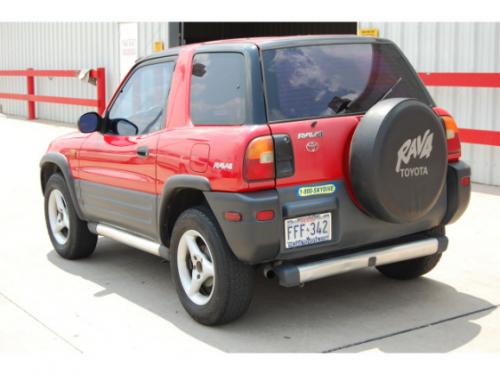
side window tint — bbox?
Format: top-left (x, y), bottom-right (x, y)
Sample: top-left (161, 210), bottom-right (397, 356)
top-left (108, 61), bottom-right (175, 135)
top-left (190, 53), bottom-right (246, 125)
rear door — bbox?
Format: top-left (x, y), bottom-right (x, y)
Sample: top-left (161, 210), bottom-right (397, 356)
top-left (261, 42), bottom-right (434, 188)
top-left (261, 41), bottom-right (439, 252)
top-left (78, 58), bottom-right (176, 239)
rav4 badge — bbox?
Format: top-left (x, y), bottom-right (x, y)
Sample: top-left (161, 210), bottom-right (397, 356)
top-left (395, 129), bottom-right (434, 178)
top-left (213, 162), bottom-right (233, 170)
top-left (297, 130), bottom-right (323, 139)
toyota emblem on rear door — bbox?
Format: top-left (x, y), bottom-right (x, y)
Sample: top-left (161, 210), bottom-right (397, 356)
top-left (306, 141), bottom-right (320, 152)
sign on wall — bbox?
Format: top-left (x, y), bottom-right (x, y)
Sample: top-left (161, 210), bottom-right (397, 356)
top-left (358, 28), bottom-right (380, 37)
top-left (119, 22), bottom-right (138, 79)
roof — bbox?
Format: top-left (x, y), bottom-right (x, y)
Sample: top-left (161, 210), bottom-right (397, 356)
top-left (205, 34), bottom-right (381, 47)
top-left (138, 34), bottom-right (388, 63)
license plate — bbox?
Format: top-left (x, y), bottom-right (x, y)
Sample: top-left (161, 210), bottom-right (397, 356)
top-left (285, 213), bottom-right (332, 249)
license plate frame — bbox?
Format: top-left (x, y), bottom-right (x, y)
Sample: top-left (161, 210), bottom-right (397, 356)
top-left (284, 212), bottom-right (332, 249)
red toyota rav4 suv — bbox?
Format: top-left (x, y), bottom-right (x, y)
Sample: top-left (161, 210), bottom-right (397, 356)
top-left (41, 36), bottom-right (471, 325)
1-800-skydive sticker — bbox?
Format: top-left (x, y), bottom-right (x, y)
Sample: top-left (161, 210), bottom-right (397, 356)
top-left (296, 182), bottom-right (336, 198)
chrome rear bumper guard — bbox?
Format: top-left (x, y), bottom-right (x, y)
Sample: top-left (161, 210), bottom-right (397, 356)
top-left (274, 236), bottom-right (448, 287)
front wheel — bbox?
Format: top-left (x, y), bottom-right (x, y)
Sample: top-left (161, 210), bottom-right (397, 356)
top-left (44, 173), bottom-right (97, 259)
top-left (170, 206), bottom-right (255, 325)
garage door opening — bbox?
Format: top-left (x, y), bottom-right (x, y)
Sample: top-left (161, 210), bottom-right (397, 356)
top-left (171, 22), bottom-right (358, 46)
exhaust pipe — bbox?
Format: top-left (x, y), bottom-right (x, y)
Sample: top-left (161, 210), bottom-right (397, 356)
top-left (262, 265), bottom-right (276, 279)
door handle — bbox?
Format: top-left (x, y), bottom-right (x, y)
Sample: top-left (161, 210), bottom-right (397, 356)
top-left (137, 146), bottom-right (149, 157)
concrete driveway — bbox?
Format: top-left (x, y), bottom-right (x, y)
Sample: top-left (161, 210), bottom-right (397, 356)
top-left (1, 115), bottom-right (499, 353)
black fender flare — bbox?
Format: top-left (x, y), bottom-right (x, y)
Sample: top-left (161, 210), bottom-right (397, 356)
top-left (39, 152), bottom-right (84, 219)
top-left (157, 174), bottom-right (211, 243)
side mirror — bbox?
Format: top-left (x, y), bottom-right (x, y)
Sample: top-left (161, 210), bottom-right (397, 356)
top-left (78, 112), bottom-right (102, 133)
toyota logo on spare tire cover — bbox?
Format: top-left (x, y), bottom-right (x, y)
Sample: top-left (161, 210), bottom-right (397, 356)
top-left (348, 98), bottom-right (447, 224)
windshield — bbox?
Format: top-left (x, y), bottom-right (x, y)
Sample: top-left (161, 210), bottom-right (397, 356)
top-left (262, 43), bottom-right (432, 122)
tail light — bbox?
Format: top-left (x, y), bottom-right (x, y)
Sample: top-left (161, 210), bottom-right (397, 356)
top-left (244, 136), bottom-right (275, 181)
top-left (442, 116), bottom-right (461, 162)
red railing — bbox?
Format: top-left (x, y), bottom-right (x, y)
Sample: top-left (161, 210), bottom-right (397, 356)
top-left (419, 72), bottom-right (500, 88)
top-left (0, 68), bottom-right (106, 120)
top-left (0, 68), bottom-right (498, 146)
top-left (419, 72), bottom-right (500, 147)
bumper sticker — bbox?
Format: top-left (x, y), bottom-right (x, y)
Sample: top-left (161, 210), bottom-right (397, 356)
top-left (296, 182), bottom-right (336, 198)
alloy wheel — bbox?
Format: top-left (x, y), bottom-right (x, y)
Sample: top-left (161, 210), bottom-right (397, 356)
top-left (48, 189), bottom-right (70, 245)
top-left (177, 229), bottom-right (215, 305)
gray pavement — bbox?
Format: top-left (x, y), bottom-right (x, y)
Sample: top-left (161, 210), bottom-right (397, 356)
top-left (1, 115), bottom-right (499, 353)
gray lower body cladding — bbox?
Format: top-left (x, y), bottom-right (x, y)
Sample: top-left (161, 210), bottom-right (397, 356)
top-left (78, 180), bottom-right (158, 240)
top-left (205, 161), bottom-right (470, 265)
top-left (204, 190), bottom-right (281, 264)
top-left (71, 162), bottom-right (469, 267)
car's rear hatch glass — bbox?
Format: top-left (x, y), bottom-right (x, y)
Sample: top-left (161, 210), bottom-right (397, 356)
top-left (262, 42), bottom-right (432, 122)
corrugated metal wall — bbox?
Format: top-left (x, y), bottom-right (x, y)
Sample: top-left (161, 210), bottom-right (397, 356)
top-left (0, 22), bottom-right (170, 125)
top-left (137, 22), bottom-right (170, 58)
top-left (1, 22), bottom-right (499, 185)
top-left (0, 22), bottom-right (120, 124)
top-left (360, 22), bottom-right (500, 186)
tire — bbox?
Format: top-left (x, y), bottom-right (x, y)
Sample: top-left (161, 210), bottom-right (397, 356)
top-left (376, 252), bottom-right (442, 280)
top-left (170, 206), bottom-right (255, 325)
top-left (44, 173), bottom-right (97, 259)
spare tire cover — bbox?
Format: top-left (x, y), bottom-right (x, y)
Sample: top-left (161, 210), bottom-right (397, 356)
top-left (349, 98), bottom-right (447, 224)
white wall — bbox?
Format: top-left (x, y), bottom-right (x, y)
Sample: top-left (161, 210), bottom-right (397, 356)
top-left (360, 22), bottom-right (500, 186)
top-left (0, 22), bottom-right (120, 124)
top-left (137, 22), bottom-right (170, 58)
top-left (0, 22), bottom-right (170, 125)
top-left (1, 21), bottom-right (499, 185)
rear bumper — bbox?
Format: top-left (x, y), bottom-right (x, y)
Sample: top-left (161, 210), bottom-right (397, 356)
top-left (442, 160), bottom-right (471, 225)
top-left (204, 161), bottom-right (470, 265)
top-left (274, 236), bottom-right (448, 287)
top-left (204, 190), bottom-right (282, 263)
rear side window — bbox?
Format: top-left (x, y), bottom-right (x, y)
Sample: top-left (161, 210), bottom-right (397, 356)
top-left (262, 43), bottom-right (432, 122)
top-left (190, 53), bottom-right (247, 125)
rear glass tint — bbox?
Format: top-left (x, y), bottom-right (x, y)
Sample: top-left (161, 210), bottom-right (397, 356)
top-left (190, 52), bottom-right (247, 125)
top-left (262, 43), bottom-right (432, 122)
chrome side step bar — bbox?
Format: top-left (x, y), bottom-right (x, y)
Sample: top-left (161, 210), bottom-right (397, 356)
top-left (88, 223), bottom-right (169, 259)
top-left (274, 237), bottom-right (447, 287)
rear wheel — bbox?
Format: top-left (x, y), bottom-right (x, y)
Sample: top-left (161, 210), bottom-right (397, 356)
top-left (376, 252), bottom-right (442, 280)
top-left (170, 206), bottom-right (255, 325)
top-left (44, 174), bottom-right (97, 259)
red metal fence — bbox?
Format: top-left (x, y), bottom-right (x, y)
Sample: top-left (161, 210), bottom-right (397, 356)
top-left (419, 72), bottom-right (500, 147)
top-left (0, 68), bottom-right (106, 119)
top-left (418, 72), bottom-right (500, 88)
top-left (0, 68), bottom-right (499, 147)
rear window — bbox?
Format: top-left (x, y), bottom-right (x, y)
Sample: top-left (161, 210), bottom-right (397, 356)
top-left (262, 43), bottom-right (432, 122)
